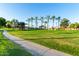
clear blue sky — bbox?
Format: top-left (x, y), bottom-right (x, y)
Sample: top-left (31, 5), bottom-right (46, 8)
top-left (0, 3), bottom-right (79, 24)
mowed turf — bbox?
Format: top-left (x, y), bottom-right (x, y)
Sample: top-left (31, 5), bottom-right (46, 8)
top-left (0, 31), bottom-right (32, 56)
top-left (9, 30), bottom-right (79, 56)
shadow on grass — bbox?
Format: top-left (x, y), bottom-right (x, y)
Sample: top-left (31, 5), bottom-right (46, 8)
top-left (6, 48), bottom-right (32, 56)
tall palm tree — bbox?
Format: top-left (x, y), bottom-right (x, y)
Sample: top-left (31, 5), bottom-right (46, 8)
top-left (44, 21), bottom-right (48, 29)
top-left (26, 18), bottom-right (31, 28)
top-left (56, 16), bottom-right (61, 28)
top-left (30, 17), bottom-right (34, 28)
top-left (46, 15), bottom-right (50, 29)
top-left (40, 17), bottom-right (44, 26)
top-left (51, 16), bottom-right (55, 29)
top-left (35, 17), bottom-right (38, 28)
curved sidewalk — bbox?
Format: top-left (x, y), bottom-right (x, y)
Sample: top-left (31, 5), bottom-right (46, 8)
top-left (3, 31), bottom-right (71, 56)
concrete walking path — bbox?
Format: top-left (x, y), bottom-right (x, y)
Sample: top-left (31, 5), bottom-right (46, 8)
top-left (3, 31), bottom-right (71, 56)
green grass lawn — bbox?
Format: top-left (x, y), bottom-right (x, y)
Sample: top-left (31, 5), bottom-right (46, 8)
top-left (0, 31), bottom-right (32, 56)
top-left (9, 30), bottom-right (79, 56)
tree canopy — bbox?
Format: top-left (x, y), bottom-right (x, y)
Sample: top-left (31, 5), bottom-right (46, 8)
top-left (60, 18), bottom-right (69, 28)
top-left (0, 17), bottom-right (6, 27)
top-left (69, 22), bottom-right (79, 29)
top-left (18, 22), bottom-right (25, 30)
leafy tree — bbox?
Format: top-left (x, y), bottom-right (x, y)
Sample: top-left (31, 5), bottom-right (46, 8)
top-left (18, 22), bottom-right (25, 30)
top-left (69, 23), bottom-right (75, 28)
top-left (0, 17), bottom-right (6, 27)
top-left (75, 22), bottom-right (79, 29)
top-left (6, 20), bottom-right (12, 28)
top-left (69, 22), bottom-right (79, 29)
top-left (11, 19), bottom-right (19, 28)
top-left (60, 18), bottom-right (69, 28)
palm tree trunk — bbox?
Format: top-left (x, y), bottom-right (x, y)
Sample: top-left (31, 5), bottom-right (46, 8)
top-left (58, 20), bottom-right (60, 29)
top-left (31, 20), bottom-right (33, 28)
top-left (47, 23), bottom-right (48, 29)
top-left (47, 19), bottom-right (49, 29)
top-left (41, 20), bottom-right (43, 26)
top-left (28, 20), bottom-right (30, 29)
top-left (36, 19), bottom-right (38, 28)
top-left (52, 19), bottom-right (54, 30)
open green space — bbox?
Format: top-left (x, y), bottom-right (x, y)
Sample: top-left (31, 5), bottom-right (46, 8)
top-left (9, 30), bottom-right (79, 56)
top-left (0, 31), bottom-right (32, 56)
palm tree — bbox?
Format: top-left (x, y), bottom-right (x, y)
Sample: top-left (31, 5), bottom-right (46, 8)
top-left (35, 17), bottom-right (38, 28)
top-left (40, 17), bottom-right (44, 26)
top-left (51, 16), bottom-right (55, 29)
top-left (44, 21), bottom-right (48, 29)
top-left (56, 16), bottom-right (61, 28)
top-left (46, 15), bottom-right (50, 29)
top-left (26, 18), bottom-right (31, 28)
top-left (30, 17), bottom-right (34, 28)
